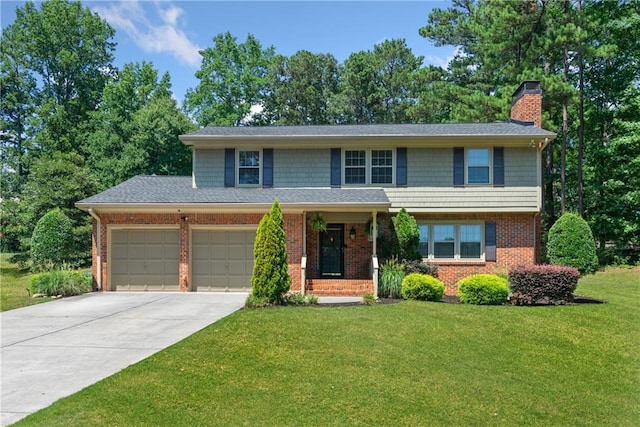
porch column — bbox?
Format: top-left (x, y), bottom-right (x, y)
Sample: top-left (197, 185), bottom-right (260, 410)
top-left (372, 211), bottom-right (378, 298)
top-left (301, 211), bottom-right (307, 293)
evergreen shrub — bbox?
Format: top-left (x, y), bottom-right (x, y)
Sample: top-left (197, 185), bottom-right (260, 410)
top-left (251, 200), bottom-right (291, 303)
top-left (547, 212), bottom-right (599, 275)
top-left (457, 274), bottom-right (509, 305)
top-left (509, 264), bottom-right (580, 305)
top-left (391, 208), bottom-right (421, 261)
top-left (30, 208), bottom-right (74, 271)
top-left (401, 273), bottom-right (445, 301)
top-left (403, 260), bottom-right (438, 278)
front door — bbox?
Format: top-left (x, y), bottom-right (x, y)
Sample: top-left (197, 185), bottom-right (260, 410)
top-left (320, 224), bottom-right (344, 277)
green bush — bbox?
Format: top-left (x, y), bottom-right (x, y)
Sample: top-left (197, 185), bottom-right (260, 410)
top-left (401, 273), bottom-right (445, 302)
top-left (284, 292), bottom-right (307, 305)
top-left (245, 294), bottom-right (271, 308)
top-left (30, 270), bottom-right (91, 297)
top-left (391, 208), bottom-right (421, 261)
top-left (547, 212), bottom-right (599, 275)
top-left (378, 257), bottom-right (405, 298)
top-left (457, 274), bottom-right (509, 305)
top-left (251, 200), bottom-right (291, 303)
top-left (307, 294), bottom-right (319, 305)
top-left (30, 208), bottom-right (74, 271)
top-left (509, 264), bottom-right (580, 305)
top-left (362, 293), bottom-right (377, 305)
top-left (403, 260), bottom-right (438, 278)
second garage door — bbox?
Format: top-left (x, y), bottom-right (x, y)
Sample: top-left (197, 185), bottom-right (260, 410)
top-left (192, 229), bottom-right (255, 292)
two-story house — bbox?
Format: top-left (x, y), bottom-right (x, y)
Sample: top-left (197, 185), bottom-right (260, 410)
top-left (77, 81), bottom-right (556, 296)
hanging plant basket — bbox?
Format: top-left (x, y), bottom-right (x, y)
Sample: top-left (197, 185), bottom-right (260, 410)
top-left (309, 212), bottom-right (328, 232)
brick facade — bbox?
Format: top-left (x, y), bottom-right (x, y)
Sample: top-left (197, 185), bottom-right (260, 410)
top-left (510, 81), bottom-right (542, 128)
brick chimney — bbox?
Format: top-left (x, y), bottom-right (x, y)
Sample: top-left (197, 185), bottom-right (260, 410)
top-left (511, 81), bottom-right (542, 128)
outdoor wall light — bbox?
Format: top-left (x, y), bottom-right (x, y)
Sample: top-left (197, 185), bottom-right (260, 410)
top-left (349, 227), bottom-right (356, 241)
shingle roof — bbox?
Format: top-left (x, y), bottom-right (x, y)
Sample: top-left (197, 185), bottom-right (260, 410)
top-left (76, 176), bottom-right (390, 207)
top-left (183, 122), bottom-right (556, 138)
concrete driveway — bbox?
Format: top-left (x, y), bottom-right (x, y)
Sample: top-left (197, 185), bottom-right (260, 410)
top-left (0, 292), bottom-right (247, 426)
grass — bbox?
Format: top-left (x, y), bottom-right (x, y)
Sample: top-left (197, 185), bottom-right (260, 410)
top-left (0, 253), bottom-right (52, 311)
top-left (16, 268), bottom-right (640, 426)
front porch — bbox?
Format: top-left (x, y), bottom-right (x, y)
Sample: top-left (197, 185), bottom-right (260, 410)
top-left (305, 278), bottom-right (374, 296)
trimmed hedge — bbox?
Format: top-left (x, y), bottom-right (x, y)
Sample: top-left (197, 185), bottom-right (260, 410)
top-left (457, 274), bottom-right (509, 305)
top-left (547, 212), bottom-right (599, 275)
top-left (508, 264), bottom-right (580, 305)
top-left (31, 208), bottom-right (74, 271)
top-left (401, 273), bottom-right (445, 302)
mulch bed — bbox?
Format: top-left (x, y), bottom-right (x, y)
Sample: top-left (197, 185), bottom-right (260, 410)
top-left (317, 294), bottom-right (605, 307)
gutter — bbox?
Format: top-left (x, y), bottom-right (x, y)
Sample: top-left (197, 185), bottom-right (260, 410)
top-left (88, 209), bottom-right (101, 291)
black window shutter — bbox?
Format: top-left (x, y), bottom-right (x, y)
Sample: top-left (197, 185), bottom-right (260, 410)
top-left (263, 149), bottom-right (273, 187)
top-left (330, 148), bottom-right (341, 187)
top-left (453, 147), bottom-right (464, 187)
top-left (485, 221), bottom-right (497, 262)
top-left (494, 147), bottom-right (504, 186)
top-left (396, 147), bottom-right (407, 186)
top-left (224, 148), bottom-right (235, 187)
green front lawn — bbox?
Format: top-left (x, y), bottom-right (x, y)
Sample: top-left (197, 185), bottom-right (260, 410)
top-left (0, 253), bottom-right (52, 311)
top-left (17, 269), bottom-right (640, 426)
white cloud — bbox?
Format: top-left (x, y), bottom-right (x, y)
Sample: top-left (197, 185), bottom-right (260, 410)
top-left (93, 1), bottom-right (202, 67)
top-left (426, 46), bottom-right (462, 69)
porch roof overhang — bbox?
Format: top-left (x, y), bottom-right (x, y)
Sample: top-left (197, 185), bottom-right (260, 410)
top-left (75, 176), bottom-right (391, 214)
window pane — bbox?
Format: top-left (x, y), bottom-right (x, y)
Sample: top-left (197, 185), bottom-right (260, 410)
top-left (418, 225), bottom-right (429, 256)
top-left (239, 168), bottom-right (259, 185)
top-left (434, 225), bottom-right (454, 242)
top-left (434, 242), bottom-right (455, 258)
top-left (371, 166), bottom-right (392, 184)
top-left (460, 225), bottom-right (481, 258)
top-left (468, 166), bottom-right (489, 184)
top-left (468, 149), bottom-right (489, 166)
top-left (372, 150), bottom-right (392, 166)
top-left (345, 150), bottom-right (366, 166)
top-left (345, 167), bottom-right (366, 184)
top-left (239, 151), bottom-right (260, 167)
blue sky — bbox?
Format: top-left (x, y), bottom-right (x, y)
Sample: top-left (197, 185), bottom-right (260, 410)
top-left (1, 1), bottom-right (454, 105)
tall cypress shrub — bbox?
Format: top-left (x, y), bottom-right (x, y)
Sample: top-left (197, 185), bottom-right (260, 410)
top-left (392, 208), bottom-right (421, 261)
top-left (547, 212), bottom-right (599, 275)
top-left (251, 199), bottom-right (291, 302)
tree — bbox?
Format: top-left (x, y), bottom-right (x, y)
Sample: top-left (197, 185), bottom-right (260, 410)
top-left (251, 200), bottom-right (291, 303)
top-left (2, 0), bottom-right (116, 154)
top-left (263, 50), bottom-right (342, 125)
top-left (85, 62), bottom-right (194, 189)
top-left (30, 208), bottom-right (74, 271)
top-left (392, 208), bottom-right (421, 261)
top-left (184, 32), bottom-right (275, 126)
top-left (547, 212), bottom-right (598, 275)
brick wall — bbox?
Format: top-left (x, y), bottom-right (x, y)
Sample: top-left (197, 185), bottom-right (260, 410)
top-left (92, 212), bottom-right (303, 292)
top-left (511, 89), bottom-right (542, 127)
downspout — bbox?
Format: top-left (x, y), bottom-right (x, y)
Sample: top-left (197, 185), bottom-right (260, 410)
top-left (301, 211), bottom-right (307, 294)
top-left (88, 209), bottom-right (102, 291)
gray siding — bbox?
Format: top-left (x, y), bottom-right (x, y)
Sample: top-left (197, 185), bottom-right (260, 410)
top-left (505, 147), bottom-right (538, 186)
top-left (407, 148), bottom-right (452, 187)
top-left (194, 149), bottom-right (224, 188)
top-left (274, 149), bottom-right (330, 187)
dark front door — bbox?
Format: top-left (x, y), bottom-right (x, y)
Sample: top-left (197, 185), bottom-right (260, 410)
top-left (320, 224), bottom-right (344, 277)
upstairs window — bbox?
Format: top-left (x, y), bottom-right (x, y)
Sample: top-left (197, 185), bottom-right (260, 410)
top-left (238, 150), bottom-right (261, 186)
top-left (343, 149), bottom-right (394, 185)
top-left (466, 148), bottom-right (491, 184)
top-left (344, 150), bottom-right (366, 184)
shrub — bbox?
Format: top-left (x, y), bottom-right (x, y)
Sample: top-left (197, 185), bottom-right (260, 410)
top-left (30, 270), bottom-right (91, 297)
top-left (401, 273), bottom-right (445, 302)
top-left (251, 199), bottom-right (291, 303)
top-left (307, 294), bottom-right (319, 305)
top-left (378, 257), bottom-right (405, 298)
top-left (403, 260), bottom-right (438, 278)
top-left (457, 274), bottom-right (509, 305)
top-left (547, 212), bottom-right (599, 275)
top-left (245, 294), bottom-right (271, 308)
top-left (391, 208), bottom-right (421, 261)
top-left (362, 292), bottom-right (377, 305)
top-left (284, 292), bottom-right (307, 305)
top-left (509, 264), bottom-right (580, 305)
top-left (30, 208), bottom-right (74, 271)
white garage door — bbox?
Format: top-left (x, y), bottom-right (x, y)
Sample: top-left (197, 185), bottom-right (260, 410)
top-left (192, 229), bottom-right (255, 292)
top-left (111, 229), bottom-right (179, 291)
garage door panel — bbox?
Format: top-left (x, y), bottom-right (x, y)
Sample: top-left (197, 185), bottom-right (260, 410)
top-left (192, 230), bottom-right (255, 292)
top-left (111, 229), bottom-right (179, 292)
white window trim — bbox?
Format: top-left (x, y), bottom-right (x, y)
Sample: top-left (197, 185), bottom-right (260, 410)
top-left (236, 148), bottom-right (262, 187)
top-left (342, 148), bottom-right (396, 186)
top-left (418, 221), bottom-right (485, 261)
top-left (465, 148), bottom-right (493, 185)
